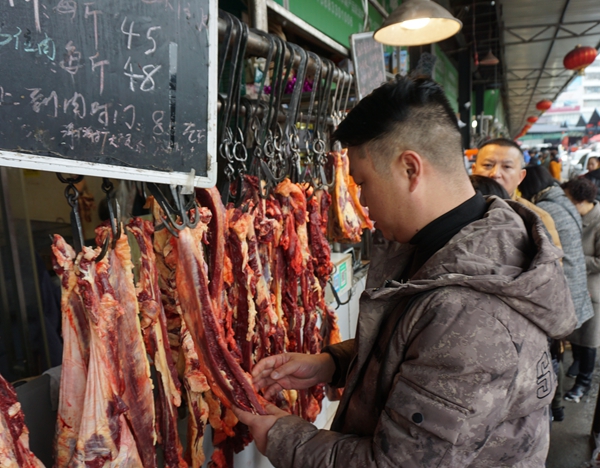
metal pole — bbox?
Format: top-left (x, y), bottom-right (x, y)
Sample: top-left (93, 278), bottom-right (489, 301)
top-left (368, 0), bottom-right (388, 18)
top-left (249, 0), bottom-right (268, 32)
top-left (0, 167), bottom-right (36, 376)
top-left (218, 17), bottom-right (353, 85)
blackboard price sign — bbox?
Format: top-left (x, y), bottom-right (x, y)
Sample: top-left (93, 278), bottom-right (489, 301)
top-left (0, 0), bottom-right (217, 187)
top-left (350, 32), bottom-right (387, 101)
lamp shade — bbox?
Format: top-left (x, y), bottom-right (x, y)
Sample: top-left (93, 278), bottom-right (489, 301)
top-left (479, 50), bottom-right (499, 66)
top-left (527, 116), bottom-right (538, 124)
top-left (373, 0), bottom-right (462, 46)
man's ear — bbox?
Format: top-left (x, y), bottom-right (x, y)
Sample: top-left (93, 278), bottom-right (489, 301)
top-left (518, 168), bottom-right (526, 184)
top-left (398, 151), bottom-right (423, 192)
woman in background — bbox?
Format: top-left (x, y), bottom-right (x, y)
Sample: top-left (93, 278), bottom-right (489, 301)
top-left (562, 178), bottom-right (600, 402)
top-left (520, 166), bottom-right (593, 419)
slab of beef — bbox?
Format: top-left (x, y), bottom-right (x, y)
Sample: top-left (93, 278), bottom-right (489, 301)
top-left (0, 373), bottom-right (45, 467)
top-left (330, 148), bottom-right (365, 243)
top-left (150, 195), bottom-right (234, 467)
top-left (70, 247), bottom-right (143, 467)
top-left (95, 226), bottom-right (157, 468)
top-left (127, 219), bottom-right (187, 468)
top-left (52, 235), bottom-right (90, 468)
top-left (175, 225), bottom-right (266, 415)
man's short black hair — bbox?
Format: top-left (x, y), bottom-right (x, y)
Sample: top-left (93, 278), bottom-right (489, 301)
top-left (478, 138), bottom-right (524, 156)
top-left (332, 75), bottom-right (463, 174)
top-left (333, 75), bottom-right (459, 147)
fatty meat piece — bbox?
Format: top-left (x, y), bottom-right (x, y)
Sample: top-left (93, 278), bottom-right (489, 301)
top-left (51, 235), bottom-right (90, 468)
top-left (67, 247), bottom-right (143, 467)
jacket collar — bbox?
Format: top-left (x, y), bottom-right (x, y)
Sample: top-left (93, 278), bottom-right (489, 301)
top-left (583, 202), bottom-right (600, 228)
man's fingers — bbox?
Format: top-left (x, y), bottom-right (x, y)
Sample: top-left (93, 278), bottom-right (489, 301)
top-left (253, 366), bottom-right (277, 386)
top-left (263, 382), bottom-right (284, 400)
top-left (252, 354), bottom-right (288, 379)
top-left (265, 403), bottom-right (288, 418)
top-left (254, 376), bottom-right (276, 391)
top-left (269, 359), bottom-right (300, 380)
top-left (231, 406), bottom-right (254, 426)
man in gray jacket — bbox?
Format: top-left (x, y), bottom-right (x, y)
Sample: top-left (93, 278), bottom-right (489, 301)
top-left (234, 76), bottom-right (577, 467)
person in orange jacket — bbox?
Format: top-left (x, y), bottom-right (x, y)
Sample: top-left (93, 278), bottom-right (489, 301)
top-left (549, 151), bottom-right (562, 181)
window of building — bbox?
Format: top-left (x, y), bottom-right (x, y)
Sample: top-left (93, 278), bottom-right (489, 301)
top-left (585, 86), bottom-right (600, 94)
top-left (586, 73), bottom-right (600, 80)
top-left (584, 99), bottom-right (600, 108)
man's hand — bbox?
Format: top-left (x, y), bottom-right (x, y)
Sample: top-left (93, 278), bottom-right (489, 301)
top-left (232, 404), bottom-right (289, 455)
top-left (252, 352), bottom-right (336, 400)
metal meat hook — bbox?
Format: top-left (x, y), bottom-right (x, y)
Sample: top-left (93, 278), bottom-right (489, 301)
top-left (95, 178), bottom-right (121, 263)
top-left (56, 173), bottom-right (85, 253)
top-left (145, 182), bottom-right (185, 237)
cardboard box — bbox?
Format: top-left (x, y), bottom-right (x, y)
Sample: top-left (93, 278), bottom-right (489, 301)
top-left (325, 252), bottom-right (353, 305)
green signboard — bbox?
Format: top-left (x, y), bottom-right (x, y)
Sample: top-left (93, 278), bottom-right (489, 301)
top-left (432, 44), bottom-right (459, 113)
top-left (273, 0), bottom-right (385, 48)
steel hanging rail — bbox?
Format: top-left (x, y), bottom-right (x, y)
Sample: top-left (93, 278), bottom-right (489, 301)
top-left (217, 16), bottom-right (354, 86)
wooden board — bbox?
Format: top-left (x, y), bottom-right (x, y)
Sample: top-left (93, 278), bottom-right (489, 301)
top-left (0, 0), bottom-right (217, 187)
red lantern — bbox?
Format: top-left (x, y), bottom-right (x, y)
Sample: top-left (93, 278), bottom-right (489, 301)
top-left (564, 45), bottom-right (598, 75)
top-left (527, 116), bottom-right (538, 124)
top-left (536, 100), bottom-right (552, 112)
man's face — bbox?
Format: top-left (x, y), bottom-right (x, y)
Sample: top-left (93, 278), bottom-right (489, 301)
top-left (588, 158), bottom-right (599, 172)
top-left (348, 146), bottom-right (410, 242)
top-left (472, 145), bottom-right (526, 196)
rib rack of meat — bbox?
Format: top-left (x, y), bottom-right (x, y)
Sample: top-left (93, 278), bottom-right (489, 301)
top-left (0, 373), bottom-right (44, 467)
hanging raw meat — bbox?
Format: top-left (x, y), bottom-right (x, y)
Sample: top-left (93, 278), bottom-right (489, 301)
top-left (0, 373), bottom-right (44, 468)
top-left (95, 226), bottom-right (157, 468)
top-left (150, 192), bottom-right (236, 467)
top-left (347, 177), bottom-right (374, 230)
top-left (175, 222), bottom-right (267, 415)
top-left (330, 148), bottom-right (371, 243)
top-left (52, 235), bottom-right (89, 468)
top-left (180, 325), bottom-right (210, 468)
top-left (70, 247), bottom-right (144, 467)
top-left (126, 219), bottom-right (187, 468)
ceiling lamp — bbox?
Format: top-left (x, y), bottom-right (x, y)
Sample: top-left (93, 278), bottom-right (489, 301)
top-left (527, 116), bottom-right (539, 124)
top-left (564, 45), bottom-right (598, 75)
top-left (479, 49), bottom-right (499, 66)
top-left (536, 100), bottom-right (553, 112)
top-left (373, 0), bottom-right (462, 46)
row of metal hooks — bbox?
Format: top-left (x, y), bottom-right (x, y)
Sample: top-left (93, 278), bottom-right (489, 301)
top-left (55, 174), bottom-right (200, 256)
top-left (217, 10), bottom-right (355, 205)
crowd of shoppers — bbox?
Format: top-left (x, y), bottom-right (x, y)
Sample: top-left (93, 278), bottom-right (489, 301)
top-left (473, 138), bottom-right (600, 426)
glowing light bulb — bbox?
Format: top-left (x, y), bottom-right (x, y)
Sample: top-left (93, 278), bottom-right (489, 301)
top-left (471, 120), bottom-right (478, 128)
top-left (399, 18), bottom-right (431, 30)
